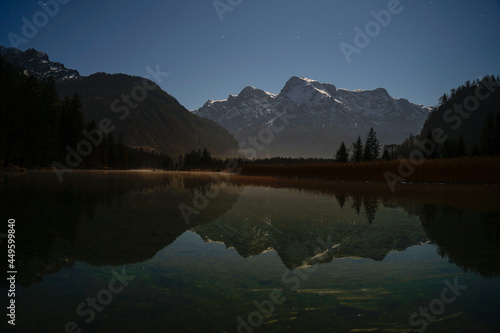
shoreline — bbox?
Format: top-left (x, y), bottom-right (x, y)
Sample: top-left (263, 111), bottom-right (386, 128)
top-left (3, 156), bottom-right (500, 187)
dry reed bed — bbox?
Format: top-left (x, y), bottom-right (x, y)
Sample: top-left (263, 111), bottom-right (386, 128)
top-left (240, 157), bottom-right (500, 185)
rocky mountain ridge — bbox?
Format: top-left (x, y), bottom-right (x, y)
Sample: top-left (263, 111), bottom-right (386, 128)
top-left (195, 76), bottom-right (432, 157)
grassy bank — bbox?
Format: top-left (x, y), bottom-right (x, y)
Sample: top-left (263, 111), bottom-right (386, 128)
top-left (239, 156), bottom-right (500, 185)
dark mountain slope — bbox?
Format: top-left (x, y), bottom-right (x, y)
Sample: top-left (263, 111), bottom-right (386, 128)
top-left (56, 72), bottom-right (238, 156)
top-left (419, 75), bottom-right (500, 147)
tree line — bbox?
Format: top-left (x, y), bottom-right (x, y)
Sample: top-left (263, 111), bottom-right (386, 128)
top-left (391, 112), bottom-right (500, 160)
top-left (334, 75), bottom-right (500, 162)
top-left (163, 148), bottom-right (241, 171)
top-left (335, 112), bottom-right (500, 163)
top-left (1, 54), bottom-right (71, 167)
top-left (386, 75), bottom-right (500, 160)
top-left (334, 127), bottom-right (381, 163)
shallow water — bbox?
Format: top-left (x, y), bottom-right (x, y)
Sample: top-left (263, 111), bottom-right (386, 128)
top-left (1, 171), bottom-right (499, 332)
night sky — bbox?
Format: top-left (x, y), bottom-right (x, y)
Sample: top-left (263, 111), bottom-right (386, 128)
top-left (1, 0), bottom-right (499, 110)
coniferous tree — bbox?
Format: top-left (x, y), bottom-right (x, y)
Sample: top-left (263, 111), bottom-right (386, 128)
top-left (39, 77), bottom-right (60, 163)
top-left (351, 136), bottom-right (363, 162)
top-left (480, 112), bottom-right (495, 156)
top-left (336, 195), bottom-right (346, 209)
top-left (442, 138), bottom-right (456, 158)
top-left (201, 148), bottom-right (212, 168)
top-left (57, 96), bottom-right (72, 153)
top-left (58, 94), bottom-right (84, 156)
top-left (425, 130), bottom-right (439, 159)
top-left (363, 197), bottom-right (379, 224)
top-left (495, 113), bottom-right (500, 156)
top-left (117, 133), bottom-right (128, 169)
top-left (107, 133), bottom-right (118, 168)
top-left (136, 147), bottom-right (144, 168)
top-left (382, 149), bottom-right (390, 161)
top-left (383, 144), bottom-right (399, 160)
top-left (352, 196), bottom-right (362, 215)
top-left (177, 155), bottom-right (184, 170)
top-left (457, 135), bottom-right (467, 157)
top-left (18, 76), bottom-right (41, 166)
top-left (439, 93), bottom-right (448, 106)
top-left (335, 141), bottom-right (349, 163)
top-left (0, 57), bottom-right (23, 166)
top-left (469, 145), bottom-right (480, 157)
top-left (70, 93), bottom-right (84, 140)
top-left (83, 121), bottom-right (101, 168)
top-left (0, 56), bottom-right (62, 167)
top-left (363, 128), bottom-right (380, 161)
top-left (399, 133), bottom-right (416, 159)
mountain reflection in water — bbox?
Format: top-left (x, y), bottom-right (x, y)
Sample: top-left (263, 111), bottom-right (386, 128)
top-left (2, 171), bottom-right (499, 287)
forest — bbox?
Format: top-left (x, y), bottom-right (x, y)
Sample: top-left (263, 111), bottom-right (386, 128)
top-left (0, 55), bottom-right (234, 171)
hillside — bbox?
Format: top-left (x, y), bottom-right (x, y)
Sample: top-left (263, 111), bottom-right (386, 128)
top-left (56, 73), bottom-right (238, 157)
top-left (419, 75), bottom-right (500, 148)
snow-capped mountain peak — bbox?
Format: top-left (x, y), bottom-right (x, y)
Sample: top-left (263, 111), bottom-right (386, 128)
top-left (194, 76), bottom-right (432, 157)
top-left (281, 76), bottom-right (334, 105)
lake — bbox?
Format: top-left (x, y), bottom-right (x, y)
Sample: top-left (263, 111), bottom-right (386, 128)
top-left (1, 171), bottom-right (499, 333)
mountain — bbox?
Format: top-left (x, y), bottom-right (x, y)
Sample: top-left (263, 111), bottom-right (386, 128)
top-left (194, 76), bottom-right (432, 157)
top-left (195, 215), bottom-right (427, 269)
top-left (193, 188), bottom-right (428, 269)
top-left (1, 46), bottom-right (238, 157)
top-left (1, 172), bottom-right (242, 286)
top-left (56, 73), bottom-right (238, 156)
top-left (418, 75), bottom-right (500, 148)
top-left (0, 46), bottom-right (80, 82)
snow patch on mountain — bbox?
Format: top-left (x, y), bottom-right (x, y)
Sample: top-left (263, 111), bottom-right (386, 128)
top-left (0, 46), bottom-right (81, 82)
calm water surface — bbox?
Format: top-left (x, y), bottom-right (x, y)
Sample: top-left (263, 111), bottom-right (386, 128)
top-left (1, 171), bottom-right (499, 333)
